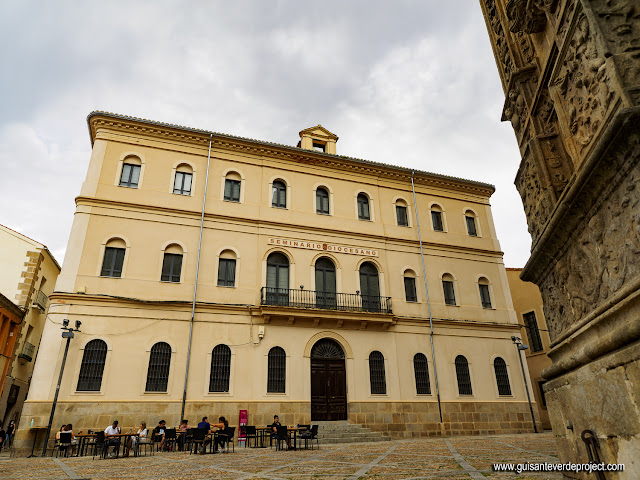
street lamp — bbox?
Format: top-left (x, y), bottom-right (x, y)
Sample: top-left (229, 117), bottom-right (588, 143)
top-left (511, 336), bottom-right (538, 433)
top-left (41, 319), bottom-right (81, 456)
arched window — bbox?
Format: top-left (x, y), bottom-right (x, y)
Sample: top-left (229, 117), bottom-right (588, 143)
top-left (224, 172), bottom-right (242, 202)
top-left (272, 180), bottom-right (287, 208)
top-left (173, 164), bottom-right (193, 195)
top-left (316, 187), bottom-right (329, 215)
top-left (359, 262), bottom-right (381, 312)
top-left (395, 199), bottom-right (409, 226)
top-left (119, 156), bottom-right (141, 188)
top-left (442, 273), bottom-right (456, 306)
top-left (145, 342), bottom-right (172, 392)
top-left (494, 357), bottom-right (511, 396)
top-left (209, 344), bottom-right (231, 392)
top-left (267, 346), bottom-right (286, 393)
top-left (413, 353), bottom-right (431, 394)
top-left (369, 351), bottom-right (386, 394)
top-left (465, 210), bottom-right (478, 237)
top-left (404, 270), bottom-right (417, 303)
top-left (455, 355), bottom-right (472, 395)
top-left (478, 277), bottom-right (492, 309)
top-left (266, 252), bottom-right (289, 305)
top-left (431, 204), bottom-right (444, 232)
top-left (101, 238), bottom-right (126, 278)
top-left (315, 257), bottom-right (337, 308)
top-left (218, 250), bottom-right (237, 287)
top-left (357, 193), bottom-right (370, 220)
top-left (77, 339), bottom-right (107, 392)
top-left (161, 244), bottom-right (183, 283)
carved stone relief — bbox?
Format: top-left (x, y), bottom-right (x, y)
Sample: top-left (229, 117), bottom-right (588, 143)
top-left (557, 0), bottom-right (577, 45)
top-left (486, 0), bottom-right (516, 82)
top-left (506, 0), bottom-right (549, 33)
top-left (551, 12), bottom-right (617, 159)
top-left (515, 153), bottom-right (555, 243)
top-left (539, 135), bottom-right (572, 194)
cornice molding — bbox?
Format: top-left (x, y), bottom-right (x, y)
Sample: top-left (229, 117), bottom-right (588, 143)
top-left (87, 112), bottom-right (495, 197)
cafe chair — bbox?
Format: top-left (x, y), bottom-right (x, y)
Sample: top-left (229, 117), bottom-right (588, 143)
top-left (135, 433), bottom-right (153, 457)
top-left (92, 431), bottom-right (107, 459)
top-left (54, 432), bottom-right (72, 457)
top-left (298, 425), bottom-right (319, 450)
top-left (164, 428), bottom-right (177, 451)
top-left (243, 426), bottom-right (258, 448)
top-left (224, 426), bottom-right (235, 453)
top-left (275, 426), bottom-right (289, 451)
top-left (190, 428), bottom-right (207, 455)
top-left (181, 428), bottom-right (193, 452)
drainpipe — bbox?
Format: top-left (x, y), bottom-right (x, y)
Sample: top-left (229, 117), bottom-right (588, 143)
top-left (181, 134), bottom-right (213, 421)
top-left (411, 171), bottom-right (443, 423)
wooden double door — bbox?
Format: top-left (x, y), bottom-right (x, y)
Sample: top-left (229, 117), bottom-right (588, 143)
top-left (311, 358), bottom-right (347, 421)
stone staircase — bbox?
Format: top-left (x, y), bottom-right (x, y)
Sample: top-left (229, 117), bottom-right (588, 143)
top-left (314, 420), bottom-right (391, 444)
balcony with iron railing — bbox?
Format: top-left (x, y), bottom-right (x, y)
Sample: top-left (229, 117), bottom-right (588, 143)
top-left (260, 287), bottom-right (392, 314)
top-left (18, 341), bottom-right (35, 362)
top-left (32, 290), bottom-right (48, 312)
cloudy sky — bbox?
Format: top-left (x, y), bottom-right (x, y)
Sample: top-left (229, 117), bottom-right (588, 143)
top-left (0, 0), bottom-right (530, 267)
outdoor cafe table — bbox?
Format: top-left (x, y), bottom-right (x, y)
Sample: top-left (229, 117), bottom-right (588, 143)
top-left (75, 432), bottom-right (139, 458)
top-left (255, 427), bottom-right (304, 450)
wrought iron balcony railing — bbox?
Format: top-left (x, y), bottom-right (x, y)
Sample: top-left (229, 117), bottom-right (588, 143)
top-left (260, 287), bottom-right (392, 314)
top-left (32, 290), bottom-right (48, 312)
top-left (18, 341), bottom-right (35, 362)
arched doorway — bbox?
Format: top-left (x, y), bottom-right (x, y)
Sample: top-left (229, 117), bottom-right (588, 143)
top-left (310, 338), bottom-right (347, 421)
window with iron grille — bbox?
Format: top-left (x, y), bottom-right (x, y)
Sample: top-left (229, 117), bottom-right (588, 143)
top-left (101, 247), bottom-right (125, 278)
top-left (493, 357), bottom-right (511, 396)
top-left (538, 381), bottom-right (547, 408)
top-left (404, 277), bottom-right (417, 302)
top-left (209, 344), bottom-right (231, 392)
top-left (217, 258), bottom-right (236, 287)
top-left (431, 210), bottom-right (444, 231)
top-left (161, 253), bottom-right (182, 282)
top-left (396, 205), bottom-right (408, 226)
top-left (224, 179), bottom-right (241, 202)
top-left (120, 163), bottom-right (141, 188)
top-left (357, 194), bottom-right (370, 220)
top-left (466, 215), bottom-right (477, 236)
top-left (272, 181), bottom-right (287, 208)
top-left (77, 339), bottom-right (108, 392)
top-left (316, 187), bottom-right (329, 214)
top-left (267, 346), bottom-right (286, 393)
top-left (369, 351), bottom-right (386, 394)
top-left (442, 280), bottom-right (456, 306)
top-left (523, 311), bottom-right (543, 352)
top-left (174, 171), bottom-right (192, 195)
top-left (479, 283), bottom-right (492, 309)
top-left (413, 353), bottom-right (431, 394)
top-left (145, 342), bottom-right (172, 392)
top-left (455, 355), bottom-right (472, 395)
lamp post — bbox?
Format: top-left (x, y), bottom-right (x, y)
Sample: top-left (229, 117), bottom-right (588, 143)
top-left (511, 336), bottom-right (537, 433)
top-left (41, 319), bottom-right (81, 456)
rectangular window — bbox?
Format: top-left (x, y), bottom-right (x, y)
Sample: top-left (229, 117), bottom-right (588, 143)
top-left (538, 381), bottom-right (547, 408)
top-left (396, 205), bottom-right (408, 226)
top-left (443, 280), bottom-right (456, 305)
top-left (119, 163), bottom-right (141, 188)
top-left (316, 190), bottom-right (329, 215)
top-left (224, 179), bottom-right (241, 202)
top-left (431, 211), bottom-right (444, 231)
top-left (479, 284), bottom-right (492, 308)
top-left (217, 258), bottom-right (236, 287)
top-left (161, 253), bottom-right (182, 282)
top-left (100, 247), bottom-right (125, 277)
top-left (312, 142), bottom-right (325, 152)
top-left (466, 216), bottom-right (478, 236)
top-left (173, 171), bottom-right (192, 195)
top-left (523, 311), bottom-right (544, 352)
top-left (404, 277), bottom-right (417, 302)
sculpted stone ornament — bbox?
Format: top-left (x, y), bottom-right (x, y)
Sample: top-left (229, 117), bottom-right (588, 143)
top-left (486, 0), bottom-right (515, 81)
top-left (506, 0), bottom-right (548, 33)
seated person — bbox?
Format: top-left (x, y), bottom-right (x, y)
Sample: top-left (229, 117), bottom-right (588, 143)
top-left (65, 424), bottom-right (78, 456)
top-left (197, 416), bottom-right (211, 454)
top-left (124, 422), bottom-right (147, 457)
top-left (211, 417), bottom-right (229, 453)
top-left (104, 420), bottom-right (121, 457)
top-left (177, 419), bottom-right (190, 451)
top-left (55, 425), bottom-right (67, 440)
top-left (270, 415), bottom-right (290, 449)
top-left (152, 420), bottom-right (167, 450)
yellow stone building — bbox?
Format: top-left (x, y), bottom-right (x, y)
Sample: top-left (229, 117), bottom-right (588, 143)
top-left (506, 268), bottom-right (552, 430)
top-left (0, 224), bottom-right (60, 430)
top-left (15, 112), bottom-right (540, 454)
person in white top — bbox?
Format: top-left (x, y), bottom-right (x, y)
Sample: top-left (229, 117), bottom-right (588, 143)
top-left (104, 420), bottom-right (121, 457)
top-left (124, 422), bottom-right (147, 457)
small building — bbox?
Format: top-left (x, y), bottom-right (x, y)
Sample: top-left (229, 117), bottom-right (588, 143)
top-left (15, 112), bottom-right (541, 455)
top-left (506, 268), bottom-right (552, 429)
top-left (0, 224), bottom-right (61, 430)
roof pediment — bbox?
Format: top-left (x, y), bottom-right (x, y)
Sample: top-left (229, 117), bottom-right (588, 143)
top-left (299, 125), bottom-right (338, 141)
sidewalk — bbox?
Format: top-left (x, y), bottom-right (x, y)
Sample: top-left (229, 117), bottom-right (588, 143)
top-left (0, 432), bottom-right (560, 479)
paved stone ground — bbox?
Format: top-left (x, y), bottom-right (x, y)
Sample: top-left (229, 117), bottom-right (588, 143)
top-left (0, 433), bottom-right (561, 479)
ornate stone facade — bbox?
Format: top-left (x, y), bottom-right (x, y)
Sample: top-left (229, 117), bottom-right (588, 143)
top-left (480, 0), bottom-right (640, 476)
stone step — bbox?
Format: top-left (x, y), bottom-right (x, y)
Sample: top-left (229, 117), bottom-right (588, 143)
top-left (309, 420), bottom-right (390, 444)
top-left (317, 431), bottom-right (378, 439)
top-left (317, 435), bottom-right (392, 444)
